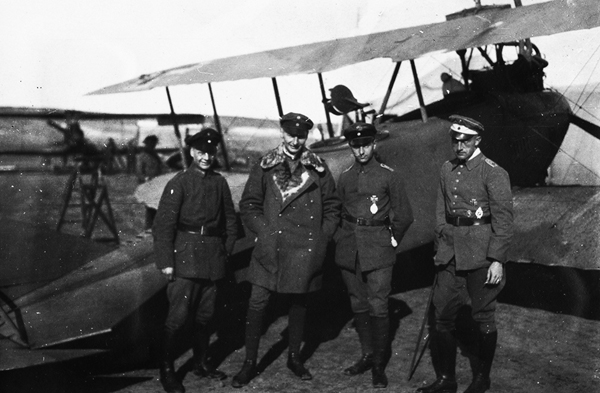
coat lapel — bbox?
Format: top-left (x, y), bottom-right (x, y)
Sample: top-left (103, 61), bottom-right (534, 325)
top-left (279, 169), bottom-right (317, 212)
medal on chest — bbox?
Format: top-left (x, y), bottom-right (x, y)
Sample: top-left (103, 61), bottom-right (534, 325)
top-left (475, 206), bottom-right (484, 219)
top-left (369, 195), bottom-right (379, 215)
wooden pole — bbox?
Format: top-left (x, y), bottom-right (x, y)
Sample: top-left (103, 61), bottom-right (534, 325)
top-left (208, 83), bottom-right (230, 171)
top-left (379, 62), bottom-right (402, 115)
top-left (272, 78), bottom-right (284, 118)
top-left (317, 73), bottom-right (334, 138)
top-left (165, 87), bottom-right (187, 169)
top-left (410, 60), bottom-right (428, 123)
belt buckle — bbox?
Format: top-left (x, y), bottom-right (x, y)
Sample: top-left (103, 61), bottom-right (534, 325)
top-left (356, 218), bottom-right (367, 226)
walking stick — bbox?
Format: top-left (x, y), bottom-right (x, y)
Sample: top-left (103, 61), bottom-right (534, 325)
top-left (407, 274), bottom-right (437, 381)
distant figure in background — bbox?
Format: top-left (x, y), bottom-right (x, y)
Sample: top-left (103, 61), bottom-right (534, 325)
top-left (441, 72), bottom-right (467, 97)
top-left (153, 129), bottom-right (237, 393)
top-left (126, 137), bottom-right (138, 174)
top-left (47, 117), bottom-right (99, 166)
top-left (103, 138), bottom-right (121, 174)
top-left (137, 135), bottom-right (164, 231)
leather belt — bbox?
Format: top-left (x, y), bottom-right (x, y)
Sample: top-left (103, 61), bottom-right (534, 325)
top-left (177, 223), bottom-right (222, 236)
top-left (342, 213), bottom-right (389, 227)
top-left (446, 215), bottom-right (491, 226)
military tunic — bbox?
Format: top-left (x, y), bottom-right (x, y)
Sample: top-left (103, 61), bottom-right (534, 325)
top-left (335, 158), bottom-right (413, 272)
top-left (432, 150), bottom-right (513, 333)
top-left (239, 145), bottom-right (341, 294)
top-left (153, 166), bottom-right (237, 280)
top-left (434, 151), bottom-right (513, 270)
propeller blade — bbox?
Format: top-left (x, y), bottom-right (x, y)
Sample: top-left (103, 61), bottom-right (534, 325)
top-left (569, 113), bottom-right (600, 140)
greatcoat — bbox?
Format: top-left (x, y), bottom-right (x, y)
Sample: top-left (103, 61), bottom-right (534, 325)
top-left (239, 145), bottom-right (341, 293)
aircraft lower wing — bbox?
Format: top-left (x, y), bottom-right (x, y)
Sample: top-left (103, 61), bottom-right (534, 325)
top-left (10, 235), bottom-right (161, 350)
top-left (0, 348), bottom-right (106, 372)
top-left (509, 186), bottom-right (600, 270)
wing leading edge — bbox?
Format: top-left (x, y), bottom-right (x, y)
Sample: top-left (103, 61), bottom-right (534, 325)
top-left (89, 0), bottom-right (600, 95)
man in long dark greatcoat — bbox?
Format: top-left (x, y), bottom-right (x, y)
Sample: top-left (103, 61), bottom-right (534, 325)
top-left (231, 112), bottom-right (341, 388)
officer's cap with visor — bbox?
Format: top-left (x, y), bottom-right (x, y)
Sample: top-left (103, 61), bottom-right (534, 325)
top-left (280, 112), bottom-right (314, 138)
top-left (448, 115), bottom-right (484, 141)
top-left (186, 128), bottom-right (221, 154)
top-left (343, 122), bottom-right (377, 148)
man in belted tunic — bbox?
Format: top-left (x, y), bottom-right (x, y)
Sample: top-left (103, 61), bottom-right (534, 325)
top-left (232, 112), bottom-right (341, 388)
top-left (335, 122), bottom-right (413, 388)
top-left (153, 128), bottom-right (237, 393)
top-left (418, 115), bottom-right (513, 393)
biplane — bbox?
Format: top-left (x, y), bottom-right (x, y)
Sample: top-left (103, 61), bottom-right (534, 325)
top-left (0, 106), bottom-right (205, 173)
top-left (1, 0), bottom-right (599, 373)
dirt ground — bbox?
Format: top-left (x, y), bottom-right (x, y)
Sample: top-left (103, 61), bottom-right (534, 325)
top-left (1, 171), bottom-right (599, 393)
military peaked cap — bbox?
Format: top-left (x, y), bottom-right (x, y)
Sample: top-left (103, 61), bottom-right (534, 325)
top-left (186, 128), bottom-right (221, 153)
top-left (343, 122), bottom-right (377, 147)
top-left (280, 112), bottom-right (314, 137)
top-left (448, 115), bottom-right (484, 140)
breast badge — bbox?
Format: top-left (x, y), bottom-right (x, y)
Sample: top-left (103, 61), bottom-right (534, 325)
top-left (370, 195), bottom-right (379, 215)
top-left (475, 207), bottom-right (484, 219)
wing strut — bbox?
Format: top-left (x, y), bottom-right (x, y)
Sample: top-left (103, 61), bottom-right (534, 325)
top-left (317, 73), bottom-right (335, 138)
top-left (208, 83), bottom-right (231, 171)
top-left (271, 78), bottom-right (284, 118)
top-left (410, 60), bottom-right (428, 123)
top-left (379, 62), bottom-right (402, 116)
top-left (165, 87), bottom-right (188, 169)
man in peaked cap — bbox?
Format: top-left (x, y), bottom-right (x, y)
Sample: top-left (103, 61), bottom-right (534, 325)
top-left (186, 128), bottom-right (221, 154)
top-left (153, 127), bottom-right (237, 393)
top-left (418, 115), bottom-right (513, 393)
top-left (232, 112), bottom-right (341, 387)
top-left (334, 122), bottom-right (413, 388)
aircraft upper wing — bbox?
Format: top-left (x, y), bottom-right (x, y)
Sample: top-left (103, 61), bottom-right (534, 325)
top-left (89, 0), bottom-right (600, 95)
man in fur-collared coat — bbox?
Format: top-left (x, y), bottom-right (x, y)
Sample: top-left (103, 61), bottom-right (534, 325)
top-left (231, 112), bottom-right (341, 388)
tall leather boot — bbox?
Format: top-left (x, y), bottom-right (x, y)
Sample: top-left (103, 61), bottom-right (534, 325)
top-left (231, 308), bottom-right (264, 388)
top-left (344, 311), bottom-right (374, 376)
top-left (286, 302), bottom-right (312, 380)
top-left (371, 316), bottom-right (389, 388)
top-left (191, 324), bottom-right (226, 380)
top-left (159, 331), bottom-right (185, 393)
top-left (417, 330), bottom-right (457, 393)
top-left (464, 331), bottom-right (497, 393)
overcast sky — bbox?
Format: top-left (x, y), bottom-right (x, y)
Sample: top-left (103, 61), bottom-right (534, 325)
top-left (1, 0), bottom-right (599, 122)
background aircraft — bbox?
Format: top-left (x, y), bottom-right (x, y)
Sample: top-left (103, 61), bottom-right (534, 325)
top-left (2, 0), bottom-right (599, 372)
top-left (0, 106), bottom-right (205, 173)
